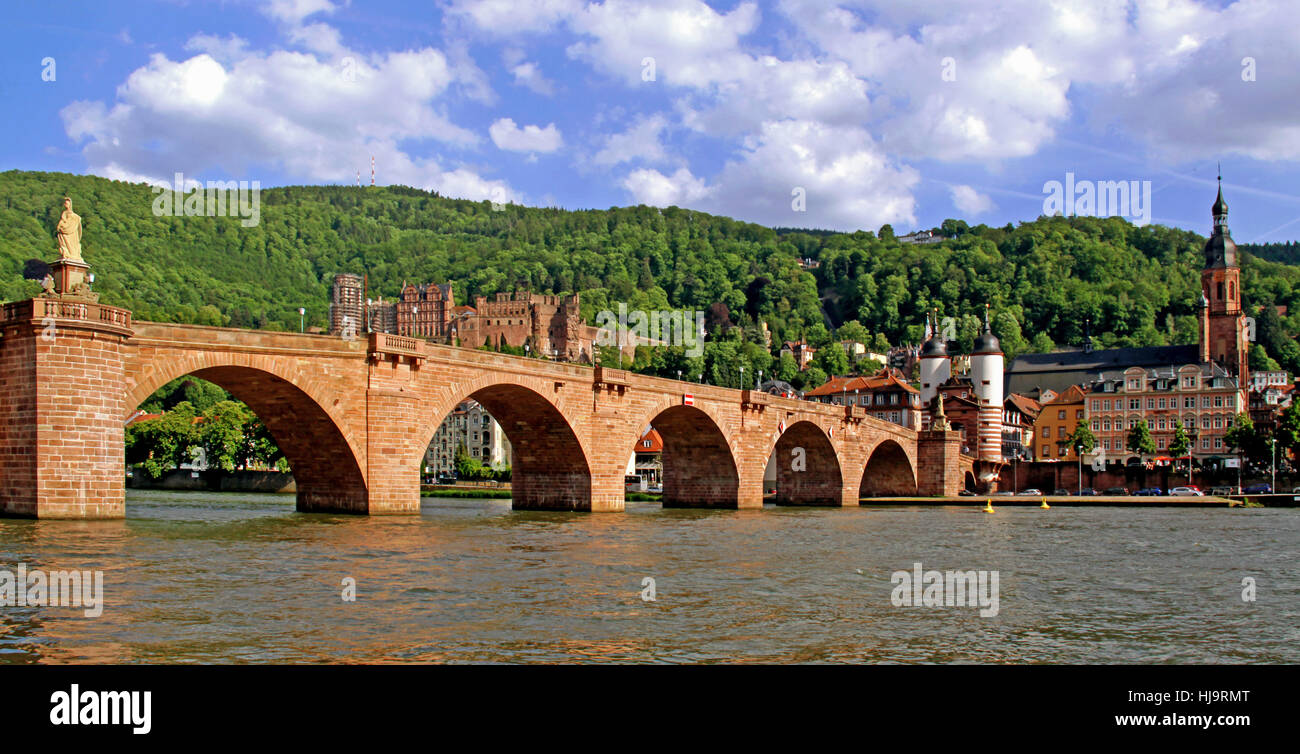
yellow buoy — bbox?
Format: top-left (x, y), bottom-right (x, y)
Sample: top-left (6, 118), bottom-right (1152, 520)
top-left (983, 499), bottom-right (995, 514)
top-left (1041, 497), bottom-right (1050, 509)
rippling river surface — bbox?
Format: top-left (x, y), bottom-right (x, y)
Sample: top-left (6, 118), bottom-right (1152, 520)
top-left (2, 490), bottom-right (1297, 664)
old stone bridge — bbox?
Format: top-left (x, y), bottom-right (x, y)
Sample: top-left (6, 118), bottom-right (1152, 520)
top-left (0, 298), bottom-right (975, 519)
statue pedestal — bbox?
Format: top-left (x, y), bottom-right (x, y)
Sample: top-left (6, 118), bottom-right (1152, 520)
top-left (47, 259), bottom-right (98, 302)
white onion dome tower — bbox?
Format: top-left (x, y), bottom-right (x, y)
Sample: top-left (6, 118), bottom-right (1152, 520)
top-left (970, 304), bottom-right (1004, 463)
top-left (919, 311), bottom-right (952, 412)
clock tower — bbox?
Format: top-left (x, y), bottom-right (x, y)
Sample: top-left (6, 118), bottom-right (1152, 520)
top-left (1199, 176), bottom-right (1248, 389)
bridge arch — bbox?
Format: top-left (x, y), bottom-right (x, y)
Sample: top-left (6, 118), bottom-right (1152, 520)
top-left (859, 438), bottom-right (918, 498)
top-left (123, 355), bottom-right (368, 512)
top-left (416, 373), bottom-right (593, 510)
top-left (764, 420), bottom-right (844, 506)
top-left (622, 397), bottom-right (740, 508)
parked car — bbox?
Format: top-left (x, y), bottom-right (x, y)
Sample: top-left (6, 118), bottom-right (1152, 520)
top-left (1134, 487), bottom-right (1163, 496)
top-left (1053, 488), bottom-right (1069, 496)
top-left (957, 489), bottom-right (976, 496)
top-left (1017, 488), bottom-right (1043, 496)
top-left (1169, 486), bottom-right (1204, 496)
top-left (1103, 487), bottom-right (1130, 495)
top-left (1210, 486), bottom-right (1236, 496)
top-left (1242, 482), bottom-right (1273, 494)
top-left (1075, 488), bottom-right (1097, 496)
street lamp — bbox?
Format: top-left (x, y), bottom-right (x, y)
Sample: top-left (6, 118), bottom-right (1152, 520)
top-left (298, 307), bottom-right (305, 333)
top-left (1271, 437), bottom-right (1277, 492)
top-left (739, 366), bottom-right (745, 390)
top-left (525, 342), bottom-right (530, 358)
top-left (677, 369), bottom-right (682, 382)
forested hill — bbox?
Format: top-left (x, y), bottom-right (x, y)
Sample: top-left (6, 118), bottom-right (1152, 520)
top-left (3, 169), bottom-right (1300, 375)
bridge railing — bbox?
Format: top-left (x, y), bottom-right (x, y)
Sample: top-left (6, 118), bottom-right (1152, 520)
top-left (2, 297), bottom-right (133, 333)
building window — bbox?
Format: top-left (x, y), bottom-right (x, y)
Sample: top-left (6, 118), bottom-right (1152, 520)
top-left (1058, 410), bottom-right (1066, 420)
top-left (1185, 397), bottom-right (1195, 409)
top-left (1202, 438), bottom-right (1211, 450)
top-left (1159, 398), bottom-right (1166, 409)
top-left (1103, 439), bottom-right (1111, 450)
top-left (1042, 427), bottom-right (1051, 438)
top-left (1043, 445), bottom-right (1050, 456)
top-left (1092, 400), bottom-right (1100, 410)
top-left (1130, 399), bottom-right (1140, 410)
top-left (1103, 400), bottom-right (1111, 411)
top-left (1214, 395), bottom-right (1224, 407)
top-left (1092, 421), bottom-right (1100, 431)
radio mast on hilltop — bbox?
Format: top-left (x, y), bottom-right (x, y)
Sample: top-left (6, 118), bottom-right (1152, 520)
top-left (371, 155), bottom-right (375, 187)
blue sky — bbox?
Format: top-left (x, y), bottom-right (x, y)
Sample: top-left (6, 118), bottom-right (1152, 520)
top-left (3, 0), bottom-right (1299, 241)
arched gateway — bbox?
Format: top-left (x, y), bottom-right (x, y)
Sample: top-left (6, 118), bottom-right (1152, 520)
top-left (0, 300), bottom-right (965, 519)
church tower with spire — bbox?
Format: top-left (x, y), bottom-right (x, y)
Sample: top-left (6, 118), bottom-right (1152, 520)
top-left (1200, 175), bottom-right (1249, 389)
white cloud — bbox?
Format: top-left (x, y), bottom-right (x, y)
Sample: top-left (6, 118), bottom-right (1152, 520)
top-left (697, 120), bottom-right (919, 231)
top-left (623, 166), bottom-right (711, 206)
top-left (489, 118), bottom-right (564, 153)
top-left (60, 36), bottom-right (519, 204)
top-left (950, 185), bottom-right (995, 216)
top-left (263, 0), bottom-right (338, 25)
top-left (445, 0), bottom-right (581, 35)
top-left (510, 62), bottom-right (556, 95)
top-left (566, 0), bottom-right (760, 88)
top-left (593, 114), bottom-right (670, 166)
top-left (184, 33), bottom-right (251, 63)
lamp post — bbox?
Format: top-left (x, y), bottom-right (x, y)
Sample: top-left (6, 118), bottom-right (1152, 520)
top-left (739, 366), bottom-right (745, 390)
top-left (1076, 442), bottom-right (1082, 497)
top-left (298, 307), bottom-right (305, 333)
top-left (677, 369), bottom-right (682, 382)
top-left (525, 342), bottom-right (530, 358)
top-left (1271, 437), bottom-right (1277, 492)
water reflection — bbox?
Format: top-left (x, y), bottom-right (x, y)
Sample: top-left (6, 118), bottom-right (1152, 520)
top-left (0, 489), bottom-right (1296, 663)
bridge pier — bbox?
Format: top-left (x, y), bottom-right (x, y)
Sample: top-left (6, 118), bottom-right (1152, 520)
top-left (916, 429), bottom-right (964, 497)
top-left (0, 299), bottom-right (134, 518)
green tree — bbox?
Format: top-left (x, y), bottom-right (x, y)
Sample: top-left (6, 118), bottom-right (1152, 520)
top-left (1069, 422), bottom-right (1096, 456)
top-left (197, 400), bottom-right (252, 472)
top-left (776, 352), bottom-right (799, 383)
top-left (1273, 401), bottom-right (1300, 464)
top-left (1223, 412), bottom-right (1270, 469)
top-left (1125, 420), bottom-right (1156, 457)
top-left (453, 442), bottom-right (482, 480)
top-left (1168, 421), bottom-right (1191, 459)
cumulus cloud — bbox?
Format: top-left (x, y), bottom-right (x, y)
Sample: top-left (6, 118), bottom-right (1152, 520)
top-left (263, 0), bottom-right (338, 25)
top-left (696, 120), bottom-right (919, 231)
top-left (60, 30), bottom-right (519, 203)
top-left (593, 114), bottom-right (670, 166)
top-left (488, 118), bottom-right (564, 153)
top-left (509, 61), bottom-right (556, 95)
top-left (623, 166), bottom-right (711, 206)
top-left (950, 185), bottom-right (995, 216)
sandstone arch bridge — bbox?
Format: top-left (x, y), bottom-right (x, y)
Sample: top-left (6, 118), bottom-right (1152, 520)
top-left (0, 299), bottom-right (978, 519)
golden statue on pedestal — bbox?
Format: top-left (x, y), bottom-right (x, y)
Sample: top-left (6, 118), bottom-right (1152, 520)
top-left (55, 196), bottom-right (83, 262)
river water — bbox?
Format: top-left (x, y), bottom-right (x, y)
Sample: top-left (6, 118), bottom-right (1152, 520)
top-left (1, 490), bottom-right (1296, 664)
